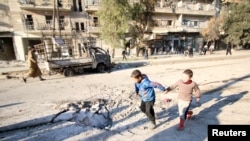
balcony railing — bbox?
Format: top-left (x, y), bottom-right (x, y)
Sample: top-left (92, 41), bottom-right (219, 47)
top-left (18, 0), bottom-right (72, 11)
top-left (84, 0), bottom-right (102, 12)
top-left (84, 0), bottom-right (102, 6)
top-left (23, 20), bottom-right (71, 32)
top-left (87, 26), bottom-right (100, 33)
top-left (155, 1), bottom-right (216, 16)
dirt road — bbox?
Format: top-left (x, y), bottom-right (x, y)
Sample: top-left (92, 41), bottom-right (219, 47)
top-left (0, 50), bottom-right (249, 141)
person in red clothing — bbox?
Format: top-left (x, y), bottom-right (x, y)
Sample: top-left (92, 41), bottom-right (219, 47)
top-left (165, 69), bottom-right (201, 130)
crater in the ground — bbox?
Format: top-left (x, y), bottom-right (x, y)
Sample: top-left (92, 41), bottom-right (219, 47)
top-left (52, 99), bottom-right (112, 130)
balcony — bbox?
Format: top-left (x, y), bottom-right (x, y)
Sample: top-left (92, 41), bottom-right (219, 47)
top-left (87, 26), bottom-right (100, 33)
top-left (84, 0), bottom-right (101, 12)
top-left (152, 26), bottom-right (201, 34)
top-left (152, 19), bottom-right (204, 34)
top-left (154, 1), bottom-right (216, 16)
top-left (18, 0), bottom-right (72, 12)
top-left (23, 20), bottom-right (71, 33)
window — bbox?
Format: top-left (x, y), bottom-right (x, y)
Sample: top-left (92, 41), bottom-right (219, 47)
top-left (78, 0), bottom-right (82, 12)
top-left (0, 40), bottom-right (4, 52)
top-left (183, 19), bottom-right (188, 26)
top-left (73, 0), bottom-right (83, 12)
top-left (59, 16), bottom-right (64, 30)
top-left (25, 15), bottom-right (34, 30)
top-left (73, 0), bottom-right (77, 11)
top-left (194, 21), bottom-right (198, 26)
top-left (57, 0), bottom-right (62, 7)
top-left (45, 15), bottom-right (52, 24)
top-left (93, 17), bottom-right (98, 27)
top-left (75, 22), bottom-right (85, 31)
top-left (168, 20), bottom-right (172, 26)
top-left (80, 22), bottom-right (85, 31)
top-left (75, 22), bottom-right (79, 31)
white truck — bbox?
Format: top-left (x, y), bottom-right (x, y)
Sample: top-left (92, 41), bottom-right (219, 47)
top-left (34, 37), bottom-right (112, 76)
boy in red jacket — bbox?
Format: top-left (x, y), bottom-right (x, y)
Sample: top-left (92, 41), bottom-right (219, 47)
top-left (165, 69), bottom-right (201, 130)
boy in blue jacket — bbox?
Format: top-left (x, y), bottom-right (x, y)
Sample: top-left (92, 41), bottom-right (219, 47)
top-left (131, 69), bottom-right (166, 129)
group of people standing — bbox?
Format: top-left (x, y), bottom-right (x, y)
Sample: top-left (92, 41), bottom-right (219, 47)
top-left (199, 42), bottom-right (232, 56)
top-left (131, 69), bottom-right (201, 130)
top-left (198, 43), bottom-right (214, 55)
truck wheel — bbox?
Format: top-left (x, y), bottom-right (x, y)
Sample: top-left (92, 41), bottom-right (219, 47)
top-left (96, 64), bottom-right (105, 73)
top-left (63, 68), bottom-right (74, 77)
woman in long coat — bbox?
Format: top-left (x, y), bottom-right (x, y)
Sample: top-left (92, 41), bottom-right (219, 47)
top-left (22, 46), bottom-right (45, 83)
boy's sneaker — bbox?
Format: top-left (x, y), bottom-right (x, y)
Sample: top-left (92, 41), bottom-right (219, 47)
top-left (164, 98), bottom-right (172, 103)
top-left (150, 121), bottom-right (157, 130)
top-left (186, 111), bottom-right (193, 120)
top-left (22, 77), bottom-right (27, 83)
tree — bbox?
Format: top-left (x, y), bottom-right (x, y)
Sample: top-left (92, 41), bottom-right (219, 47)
top-left (201, 13), bottom-right (225, 49)
top-left (201, 16), bottom-right (223, 41)
top-left (129, 0), bottom-right (157, 56)
top-left (222, 0), bottom-right (250, 47)
top-left (97, 0), bottom-right (130, 58)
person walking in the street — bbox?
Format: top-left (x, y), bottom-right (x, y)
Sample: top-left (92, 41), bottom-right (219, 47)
top-left (164, 69), bottom-right (201, 130)
top-left (198, 44), bottom-right (203, 55)
top-left (122, 49), bottom-right (127, 61)
top-left (144, 47), bottom-right (149, 60)
top-left (106, 48), bottom-right (109, 55)
top-left (22, 46), bottom-right (45, 83)
top-left (131, 69), bottom-right (166, 129)
top-left (226, 41), bottom-right (232, 55)
top-left (209, 43), bottom-right (215, 55)
top-left (203, 44), bottom-right (208, 55)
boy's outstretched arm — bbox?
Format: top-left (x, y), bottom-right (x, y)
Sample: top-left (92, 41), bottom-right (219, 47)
top-left (194, 84), bottom-right (201, 102)
top-left (149, 81), bottom-right (166, 92)
top-left (164, 81), bottom-right (179, 94)
top-left (164, 86), bottom-right (172, 94)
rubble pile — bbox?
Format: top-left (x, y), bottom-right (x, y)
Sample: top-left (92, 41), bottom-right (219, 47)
top-left (52, 87), bottom-right (141, 130)
top-left (52, 99), bottom-right (112, 129)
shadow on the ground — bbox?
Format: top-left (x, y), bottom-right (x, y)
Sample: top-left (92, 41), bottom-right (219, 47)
top-left (84, 74), bottom-right (249, 141)
top-left (145, 73), bottom-right (249, 141)
top-left (0, 105), bottom-right (131, 140)
top-left (0, 74), bottom-right (249, 141)
top-left (0, 102), bottom-right (25, 109)
top-left (109, 61), bottom-right (150, 73)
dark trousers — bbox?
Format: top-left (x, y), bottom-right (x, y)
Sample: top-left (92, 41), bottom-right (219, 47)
top-left (140, 100), bottom-right (155, 123)
top-left (226, 49), bottom-right (232, 55)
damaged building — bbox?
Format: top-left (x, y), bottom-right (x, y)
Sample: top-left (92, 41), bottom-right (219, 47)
top-left (0, 0), bottom-right (219, 60)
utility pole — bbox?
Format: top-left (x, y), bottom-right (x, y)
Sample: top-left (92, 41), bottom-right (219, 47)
top-left (52, 0), bottom-right (61, 37)
top-left (56, 0), bottom-right (62, 37)
top-left (53, 0), bottom-right (56, 37)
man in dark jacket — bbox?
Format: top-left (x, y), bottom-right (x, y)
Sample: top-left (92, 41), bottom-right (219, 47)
top-left (226, 42), bottom-right (232, 55)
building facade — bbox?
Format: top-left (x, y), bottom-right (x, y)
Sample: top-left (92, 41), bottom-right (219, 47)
top-left (0, 0), bottom-right (217, 60)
